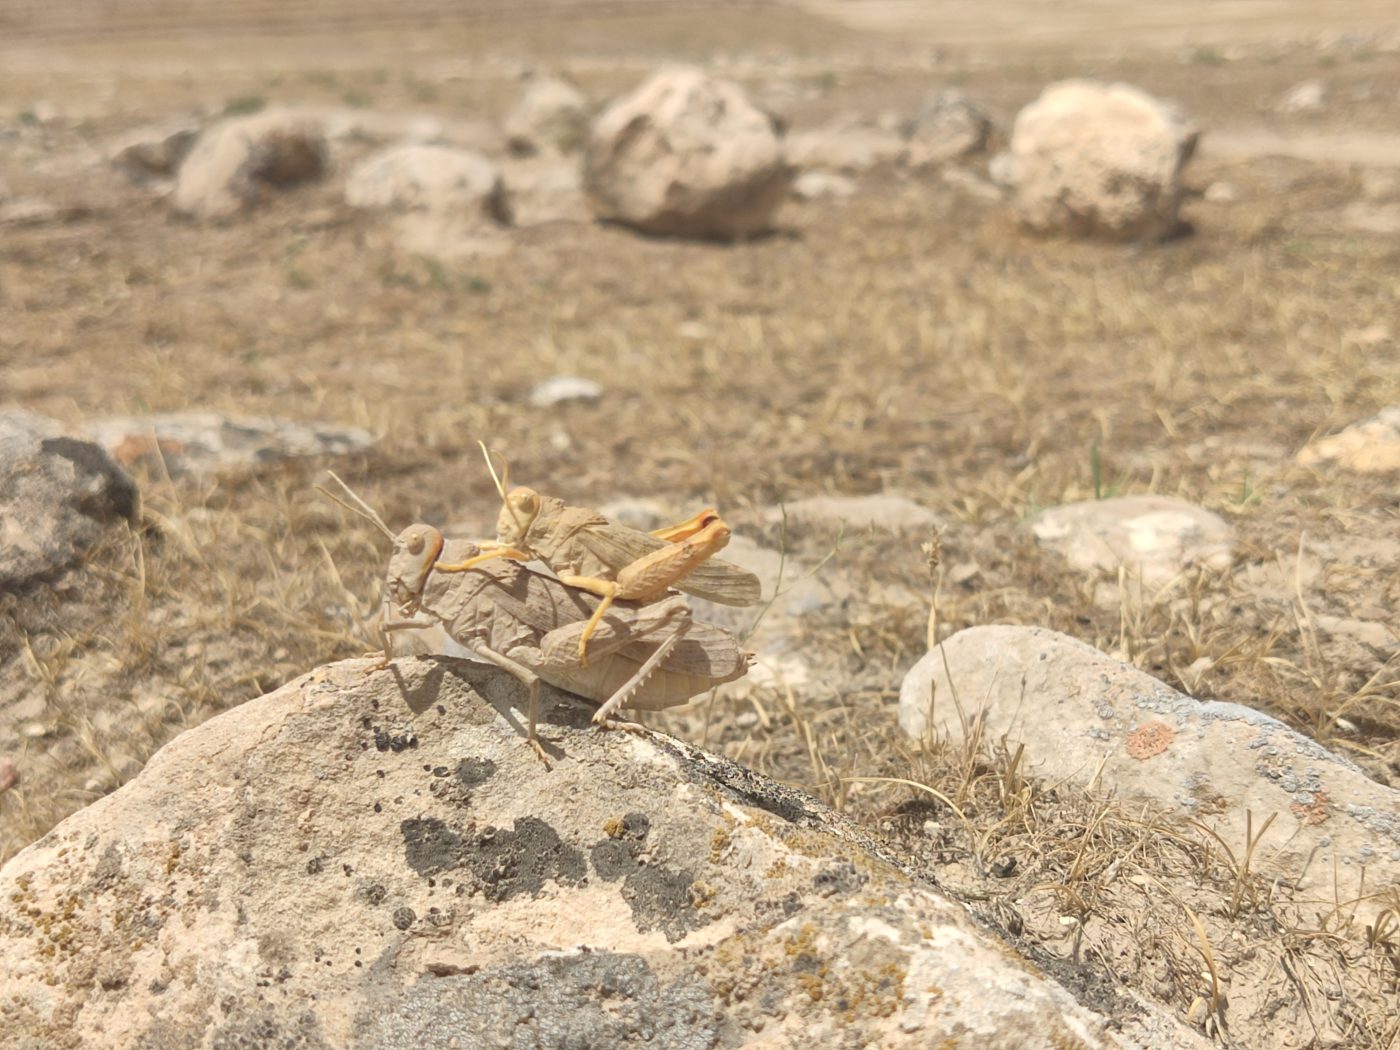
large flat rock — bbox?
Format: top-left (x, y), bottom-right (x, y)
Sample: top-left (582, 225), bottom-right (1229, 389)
top-left (0, 657), bottom-right (1204, 1049)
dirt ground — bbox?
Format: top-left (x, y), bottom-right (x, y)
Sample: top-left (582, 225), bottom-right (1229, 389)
top-left (1, 2), bottom-right (1398, 1046)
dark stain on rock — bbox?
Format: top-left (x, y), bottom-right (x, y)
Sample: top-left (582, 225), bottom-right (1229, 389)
top-left (400, 816), bottom-right (586, 902)
top-left (454, 757), bottom-right (496, 788)
top-left (590, 812), bottom-right (652, 880)
top-left (210, 1005), bottom-right (330, 1050)
top-left (401, 817), bottom-right (463, 876)
top-left (372, 727), bottom-right (418, 753)
top-left (355, 951), bottom-right (725, 1050)
top-left (813, 860), bottom-right (867, 898)
top-left (622, 864), bottom-right (708, 944)
top-left (469, 817), bottom-right (586, 902)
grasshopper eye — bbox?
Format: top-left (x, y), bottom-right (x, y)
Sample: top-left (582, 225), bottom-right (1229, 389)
top-left (406, 532), bottom-right (425, 555)
top-left (514, 489), bottom-right (539, 514)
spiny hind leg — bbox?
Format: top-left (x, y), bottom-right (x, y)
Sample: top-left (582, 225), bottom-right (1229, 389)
top-left (591, 616), bottom-right (689, 726)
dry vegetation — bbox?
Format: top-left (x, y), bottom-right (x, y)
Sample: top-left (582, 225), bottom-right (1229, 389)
top-left (1, 3), bottom-right (1398, 1046)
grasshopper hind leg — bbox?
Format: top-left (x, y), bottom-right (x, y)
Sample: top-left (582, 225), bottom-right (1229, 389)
top-left (590, 615), bottom-right (689, 727)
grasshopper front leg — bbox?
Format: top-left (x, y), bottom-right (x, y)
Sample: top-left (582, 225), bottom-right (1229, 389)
top-left (558, 515), bottom-right (730, 666)
top-left (461, 642), bottom-right (549, 765)
top-left (434, 544), bottom-right (531, 573)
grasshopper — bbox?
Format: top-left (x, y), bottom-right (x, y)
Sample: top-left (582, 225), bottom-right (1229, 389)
top-left (377, 522), bottom-right (752, 759)
top-left (440, 448), bottom-right (762, 667)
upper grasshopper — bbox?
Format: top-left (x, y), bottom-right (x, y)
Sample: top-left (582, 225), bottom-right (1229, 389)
top-left (378, 522), bottom-right (751, 761)
top-left (440, 447), bottom-right (762, 667)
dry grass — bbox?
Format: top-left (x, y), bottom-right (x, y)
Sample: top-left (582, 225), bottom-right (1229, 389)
top-left (2, 5), bottom-right (1399, 1046)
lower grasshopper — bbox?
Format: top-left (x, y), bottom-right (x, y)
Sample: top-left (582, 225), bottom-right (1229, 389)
top-left (377, 522), bottom-right (751, 760)
top-left (439, 447), bottom-right (762, 667)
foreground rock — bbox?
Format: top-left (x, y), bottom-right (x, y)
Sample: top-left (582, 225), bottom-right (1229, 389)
top-left (584, 68), bottom-right (792, 240)
top-left (173, 109), bottom-right (329, 220)
top-left (0, 658), bottom-right (1202, 1048)
top-left (505, 74), bottom-right (590, 156)
top-left (0, 410), bottom-right (138, 590)
top-left (1028, 495), bottom-right (1234, 589)
top-left (346, 144), bottom-right (511, 223)
top-left (1008, 80), bottom-right (1199, 240)
top-left (902, 89), bottom-right (992, 169)
top-left (1296, 406), bottom-right (1400, 473)
top-left (900, 626), bottom-right (1400, 921)
top-left (84, 412), bottom-right (374, 479)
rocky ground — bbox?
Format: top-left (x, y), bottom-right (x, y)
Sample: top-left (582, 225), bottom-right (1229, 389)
top-left (1, 2), bottom-right (1398, 1047)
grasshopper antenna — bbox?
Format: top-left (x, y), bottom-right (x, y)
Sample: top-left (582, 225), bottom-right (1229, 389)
top-left (318, 471), bottom-right (395, 541)
top-left (479, 440), bottom-right (527, 536)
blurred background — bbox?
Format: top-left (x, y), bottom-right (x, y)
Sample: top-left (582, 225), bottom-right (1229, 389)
top-left (1, 3), bottom-right (1399, 1042)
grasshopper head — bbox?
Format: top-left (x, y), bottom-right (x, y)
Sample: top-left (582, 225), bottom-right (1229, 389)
top-left (386, 524), bottom-right (445, 612)
top-left (496, 486), bottom-right (541, 547)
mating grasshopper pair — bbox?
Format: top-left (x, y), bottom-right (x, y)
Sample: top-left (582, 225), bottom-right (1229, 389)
top-left (329, 468), bottom-right (760, 760)
top-left (430, 450), bottom-right (761, 667)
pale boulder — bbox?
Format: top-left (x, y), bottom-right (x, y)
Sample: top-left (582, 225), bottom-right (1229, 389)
top-left (505, 74), bottom-right (590, 155)
top-left (1297, 406), bottom-right (1400, 473)
top-left (85, 412), bottom-right (375, 479)
top-left (784, 123), bottom-right (905, 174)
top-left (345, 143), bottom-right (511, 223)
top-left (584, 68), bottom-right (792, 239)
top-left (1009, 80), bottom-right (1199, 240)
top-left (903, 88), bottom-right (992, 168)
top-left (0, 657), bottom-right (1205, 1048)
top-left (900, 625), bottom-right (1400, 921)
top-left (1028, 495), bottom-right (1234, 587)
top-left (173, 108), bottom-right (328, 220)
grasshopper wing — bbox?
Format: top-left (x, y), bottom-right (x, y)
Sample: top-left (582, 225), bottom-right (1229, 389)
top-left (575, 523), bottom-right (762, 607)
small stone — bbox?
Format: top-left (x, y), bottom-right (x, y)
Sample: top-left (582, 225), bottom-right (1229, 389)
top-left (902, 88), bottom-right (992, 169)
top-left (84, 413), bottom-right (375, 480)
top-left (676, 321), bottom-right (710, 342)
top-left (0, 410), bottom-right (139, 590)
top-left (596, 498), bottom-right (671, 532)
top-left (527, 376), bottom-right (603, 408)
top-left (792, 170), bottom-right (857, 200)
top-left (1297, 407), bottom-right (1400, 473)
top-left (1027, 495), bottom-right (1234, 587)
top-left (1274, 79), bottom-right (1328, 114)
top-left (0, 761), bottom-right (17, 795)
top-left (1204, 181), bottom-right (1237, 204)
